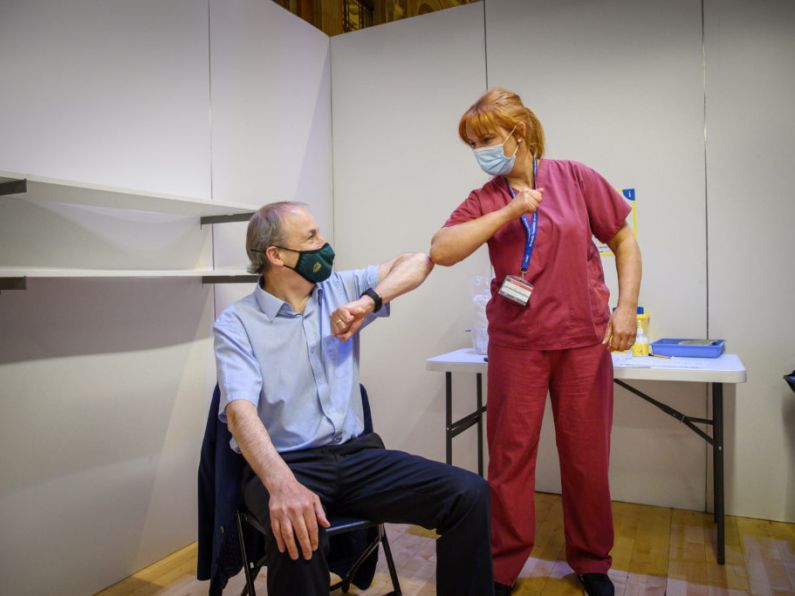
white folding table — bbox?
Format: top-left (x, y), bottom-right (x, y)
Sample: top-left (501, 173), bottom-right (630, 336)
top-left (425, 347), bottom-right (747, 564)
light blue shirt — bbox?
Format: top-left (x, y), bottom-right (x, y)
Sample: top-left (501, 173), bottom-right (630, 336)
top-left (213, 266), bottom-right (389, 453)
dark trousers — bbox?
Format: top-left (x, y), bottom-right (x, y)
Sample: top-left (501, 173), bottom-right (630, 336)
top-left (242, 433), bottom-right (493, 596)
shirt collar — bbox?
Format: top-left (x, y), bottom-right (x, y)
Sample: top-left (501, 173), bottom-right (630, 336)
top-left (254, 277), bottom-right (323, 321)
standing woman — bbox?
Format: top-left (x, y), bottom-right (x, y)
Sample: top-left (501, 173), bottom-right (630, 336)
top-left (430, 88), bottom-right (641, 596)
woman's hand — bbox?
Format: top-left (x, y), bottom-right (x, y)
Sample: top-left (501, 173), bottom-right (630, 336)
top-left (507, 188), bottom-right (543, 219)
top-left (431, 190), bottom-right (543, 266)
top-left (606, 225), bottom-right (642, 351)
top-left (602, 305), bottom-right (637, 352)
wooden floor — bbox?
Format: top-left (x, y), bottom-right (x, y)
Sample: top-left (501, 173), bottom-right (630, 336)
top-left (96, 493), bottom-right (795, 595)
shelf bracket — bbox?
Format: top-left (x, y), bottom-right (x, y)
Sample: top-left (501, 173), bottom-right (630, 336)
top-left (200, 212), bottom-right (255, 225)
top-left (0, 277), bottom-right (27, 292)
top-left (202, 274), bottom-right (258, 285)
top-left (0, 178), bottom-right (27, 197)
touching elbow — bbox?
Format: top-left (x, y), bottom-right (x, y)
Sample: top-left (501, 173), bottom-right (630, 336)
top-left (429, 239), bottom-right (454, 267)
top-left (429, 244), bottom-right (442, 264)
top-left (430, 246), bottom-right (457, 267)
top-left (413, 251), bottom-right (434, 271)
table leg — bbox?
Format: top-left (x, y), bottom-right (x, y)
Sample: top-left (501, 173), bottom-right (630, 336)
top-left (476, 373), bottom-right (484, 477)
top-left (614, 378), bottom-right (727, 564)
top-left (713, 382), bottom-right (725, 564)
top-left (713, 388), bottom-right (718, 524)
top-left (445, 371), bottom-right (452, 466)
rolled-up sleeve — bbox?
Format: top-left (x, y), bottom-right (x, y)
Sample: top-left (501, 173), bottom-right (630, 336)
top-left (444, 190), bottom-right (484, 227)
top-left (213, 309), bottom-right (262, 422)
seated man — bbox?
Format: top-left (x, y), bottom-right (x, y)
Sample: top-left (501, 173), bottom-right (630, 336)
top-left (214, 201), bottom-right (493, 595)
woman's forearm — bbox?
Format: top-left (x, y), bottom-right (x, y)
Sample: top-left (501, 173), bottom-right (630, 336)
top-left (609, 225), bottom-right (642, 313)
top-left (430, 208), bottom-right (513, 266)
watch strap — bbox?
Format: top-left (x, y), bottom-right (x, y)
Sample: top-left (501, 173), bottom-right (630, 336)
top-left (361, 288), bottom-right (383, 312)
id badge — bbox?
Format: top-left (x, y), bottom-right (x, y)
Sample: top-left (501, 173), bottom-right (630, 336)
top-left (499, 275), bottom-right (534, 306)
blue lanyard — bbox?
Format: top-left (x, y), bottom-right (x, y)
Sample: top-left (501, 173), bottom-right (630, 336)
top-left (504, 157), bottom-right (538, 275)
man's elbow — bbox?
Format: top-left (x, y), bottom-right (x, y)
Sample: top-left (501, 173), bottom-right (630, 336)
top-left (225, 408), bottom-right (240, 436)
top-left (412, 251), bottom-right (434, 273)
top-left (224, 401), bottom-right (249, 438)
top-left (401, 252), bottom-right (434, 287)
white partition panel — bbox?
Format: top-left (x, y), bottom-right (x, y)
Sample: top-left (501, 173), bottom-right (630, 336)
top-left (332, 3), bottom-right (491, 467)
top-left (0, 0), bottom-right (211, 198)
top-left (0, 279), bottom-right (215, 596)
top-left (0, 0), bottom-right (214, 272)
top-left (485, 0), bottom-right (708, 508)
top-left (0, 2), bottom-right (214, 594)
top-left (209, 0), bottom-right (333, 314)
top-left (705, 0), bottom-right (795, 522)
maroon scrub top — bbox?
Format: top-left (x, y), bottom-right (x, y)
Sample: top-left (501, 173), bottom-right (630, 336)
top-left (445, 159), bottom-right (632, 351)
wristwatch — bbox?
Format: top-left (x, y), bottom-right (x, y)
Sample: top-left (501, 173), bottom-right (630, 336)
top-left (360, 288), bottom-right (383, 313)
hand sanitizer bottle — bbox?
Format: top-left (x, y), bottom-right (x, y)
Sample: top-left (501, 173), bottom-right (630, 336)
top-left (632, 318), bottom-right (650, 357)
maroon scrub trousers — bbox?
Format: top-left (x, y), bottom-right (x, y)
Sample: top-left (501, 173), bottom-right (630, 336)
top-left (487, 342), bottom-right (614, 581)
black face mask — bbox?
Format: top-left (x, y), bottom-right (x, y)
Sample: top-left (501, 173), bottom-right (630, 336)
top-left (275, 242), bottom-right (335, 283)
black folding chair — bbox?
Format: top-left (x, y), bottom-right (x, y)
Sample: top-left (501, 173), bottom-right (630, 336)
top-left (235, 385), bottom-right (402, 595)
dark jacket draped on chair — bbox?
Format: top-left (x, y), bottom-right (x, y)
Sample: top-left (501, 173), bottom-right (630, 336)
top-left (197, 384), bottom-right (378, 595)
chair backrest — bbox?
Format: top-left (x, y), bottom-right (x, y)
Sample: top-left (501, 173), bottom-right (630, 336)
top-left (360, 384), bottom-right (374, 435)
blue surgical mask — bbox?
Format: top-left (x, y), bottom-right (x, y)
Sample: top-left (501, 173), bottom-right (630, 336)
top-left (473, 126), bottom-right (518, 176)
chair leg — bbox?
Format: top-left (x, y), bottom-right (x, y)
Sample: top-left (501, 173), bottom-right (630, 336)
top-left (236, 510), bottom-right (257, 596)
top-left (330, 525), bottom-right (402, 595)
top-left (380, 525), bottom-right (402, 596)
top-left (333, 531), bottom-right (382, 593)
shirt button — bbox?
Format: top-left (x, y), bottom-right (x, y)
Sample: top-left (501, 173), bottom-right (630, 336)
top-left (332, 433), bottom-right (342, 444)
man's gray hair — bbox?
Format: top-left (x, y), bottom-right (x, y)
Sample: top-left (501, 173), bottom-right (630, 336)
top-left (245, 201), bottom-right (306, 275)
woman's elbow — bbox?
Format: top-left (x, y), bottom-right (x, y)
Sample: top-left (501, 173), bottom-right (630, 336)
top-left (429, 246), bottom-right (448, 266)
top-left (430, 235), bottom-right (457, 267)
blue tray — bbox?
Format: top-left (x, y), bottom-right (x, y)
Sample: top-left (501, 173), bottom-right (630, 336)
top-left (651, 339), bottom-right (726, 358)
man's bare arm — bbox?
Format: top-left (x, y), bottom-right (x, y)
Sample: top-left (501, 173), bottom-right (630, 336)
top-left (226, 400), bottom-right (329, 560)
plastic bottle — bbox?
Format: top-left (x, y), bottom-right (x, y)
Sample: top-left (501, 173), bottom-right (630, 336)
top-left (631, 318), bottom-right (650, 357)
top-left (636, 306), bottom-right (650, 338)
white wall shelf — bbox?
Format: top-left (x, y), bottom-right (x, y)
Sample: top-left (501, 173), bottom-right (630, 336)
top-left (0, 268), bottom-right (258, 291)
top-left (0, 172), bottom-right (255, 224)
top-left (0, 172), bottom-right (259, 290)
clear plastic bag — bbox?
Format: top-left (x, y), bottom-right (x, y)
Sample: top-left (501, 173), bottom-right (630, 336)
top-left (470, 275), bottom-right (490, 354)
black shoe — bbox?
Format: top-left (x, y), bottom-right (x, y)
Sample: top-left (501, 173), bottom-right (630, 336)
top-left (494, 581), bottom-right (515, 596)
top-left (577, 573), bottom-right (614, 596)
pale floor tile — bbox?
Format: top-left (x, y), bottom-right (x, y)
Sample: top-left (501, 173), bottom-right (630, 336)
top-left (621, 571), bottom-right (667, 596)
top-left (96, 494), bottom-right (795, 596)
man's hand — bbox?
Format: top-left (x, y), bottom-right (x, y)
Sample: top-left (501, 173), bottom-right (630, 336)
top-left (268, 474), bottom-right (330, 561)
top-left (507, 187), bottom-right (543, 219)
top-left (224, 401), bottom-right (330, 561)
top-left (602, 305), bottom-right (637, 352)
top-left (330, 297), bottom-right (374, 341)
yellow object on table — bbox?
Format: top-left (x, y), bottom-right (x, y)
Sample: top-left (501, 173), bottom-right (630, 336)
top-left (631, 316), bottom-right (650, 356)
